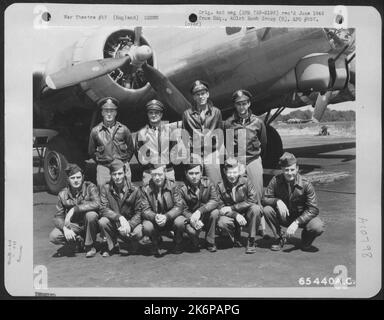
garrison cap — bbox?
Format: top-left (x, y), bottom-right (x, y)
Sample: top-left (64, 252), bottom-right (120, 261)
top-left (232, 89), bottom-right (252, 103)
top-left (147, 163), bottom-right (167, 173)
top-left (224, 157), bottom-right (239, 170)
top-left (279, 152), bottom-right (297, 167)
top-left (98, 97), bottom-right (119, 110)
top-left (190, 80), bottom-right (209, 94)
top-left (108, 159), bottom-right (125, 173)
top-left (65, 163), bottom-right (83, 177)
top-left (184, 153), bottom-right (203, 172)
top-left (146, 99), bottom-right (165, 112)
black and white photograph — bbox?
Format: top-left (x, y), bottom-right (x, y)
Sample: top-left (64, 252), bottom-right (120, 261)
top-left (3, 4), bottom-right (381, 297)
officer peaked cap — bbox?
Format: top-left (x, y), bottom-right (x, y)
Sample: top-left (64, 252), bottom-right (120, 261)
top-left (98, 97), bottom-right (119, 110)
top-left (232, 89), bottom-right (252, 103)
top-left (191, 80), bottom-right (209, 94)
top-left (146, 99), bottom-right (165, 112)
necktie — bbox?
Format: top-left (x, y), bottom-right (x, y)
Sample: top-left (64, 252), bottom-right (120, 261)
top-left (157, 191), bottom-right (164, 214)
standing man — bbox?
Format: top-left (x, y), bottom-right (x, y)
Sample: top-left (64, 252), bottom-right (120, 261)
top-left (262, 152), bottom-right (325, 252)
top-left (216, 158), bottom-right (262, 254)
top-left (98, 159), bottom-right (143, 257)
top-left (224, 89), bottom-right (267, 203)
top-left (176, 157), bottom-right (220, 252)
top-left (182, 80), bottom-right (224, 184)
top-left (135, 99), bottom-right (176, 185)
top-left (224, 89), bottom-right (267, 235)
top-left (141, 164), bottom-right (185, 256)
top-left (49, 164), bottom-right (100, 258)
top-left (89, 97), bottom-right (135, 187)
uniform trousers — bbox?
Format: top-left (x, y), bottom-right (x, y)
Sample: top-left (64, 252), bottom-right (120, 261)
top-left (49, 211), bottom-right (99, 247)
top-left (263, 205), bottom-right (325, 247)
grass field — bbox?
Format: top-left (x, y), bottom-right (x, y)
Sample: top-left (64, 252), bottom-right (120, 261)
top-left (274, 121), bottom-right (355, 138)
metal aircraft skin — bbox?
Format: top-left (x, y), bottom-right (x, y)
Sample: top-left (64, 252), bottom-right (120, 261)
top-left (33, 27), bottom-right (355, 193)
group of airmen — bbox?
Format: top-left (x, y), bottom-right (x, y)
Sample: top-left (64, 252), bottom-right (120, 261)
top-left (49, 80), bottom-right (325, 258)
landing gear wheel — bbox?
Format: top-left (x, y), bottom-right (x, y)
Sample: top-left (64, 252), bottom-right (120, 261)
top-left (262, 125), bottom-right (283, 169)
top-left (43, 149), bottom-right (68, 194)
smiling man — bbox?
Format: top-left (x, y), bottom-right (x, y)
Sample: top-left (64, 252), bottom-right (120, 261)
top-left (49, 163), bottom-right (100, 258)
top-left (216, 158), bottom-right (262, 254)
top-left (136, 99), bottom-right (176, 185)
top-left (262, 152), bottom-right (325, 252)
top-left (182, 80), bottom-right (224, 184)
top-left (141, 164), bottom-right (185, 256)
top-left (98, 159), bottom-right (143, 257)
top-left (176, 157), bottom-right (220, 252)
top-left (89, 97), bottom-right (135, 187)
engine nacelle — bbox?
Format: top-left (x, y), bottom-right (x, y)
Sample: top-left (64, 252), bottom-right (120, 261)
top-left (269, 52), bottom-right (349, 94)
top-left (44, 27), bottom-right (156, 106)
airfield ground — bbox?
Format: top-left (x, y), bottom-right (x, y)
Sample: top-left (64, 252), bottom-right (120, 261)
top-left (33, 130), bottom-right (356, 289)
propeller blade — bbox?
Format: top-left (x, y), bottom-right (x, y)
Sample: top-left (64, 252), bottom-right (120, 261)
top-left (134, 27), bottom-right (142, 46)
top-left (142, 63), bottom-right (192, 115)
top-left (312, 91), bottom-right (332, 122)
top-left (45, 56), bottom-right (131, 90)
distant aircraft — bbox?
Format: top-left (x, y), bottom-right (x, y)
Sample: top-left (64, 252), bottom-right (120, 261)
top-left (33, 27), bottom-right (355, 193)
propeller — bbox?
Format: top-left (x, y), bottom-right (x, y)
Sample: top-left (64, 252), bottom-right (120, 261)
top-left (142, 63), bottom-right (192, 114)
top-left (45, 45), bottom-right (152, 90)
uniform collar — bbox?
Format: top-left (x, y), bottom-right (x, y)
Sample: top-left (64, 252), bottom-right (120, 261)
top-left (234, 109), bottom-right (253, 123)
top-left (191, 101), bottom-right (213, 115)
top-left (100, 121), bottom-right (120, 131)
top-left (222, 176), bottom-right (246, 191)
top-left (110, 178), bottom-right (133, 195)
top-left (282, 173), bottom-right (304, 190)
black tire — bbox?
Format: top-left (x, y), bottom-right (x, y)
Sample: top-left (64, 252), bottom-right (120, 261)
top-left (262, 125), bottom-right (283, 169)
top-left (43, 148), bottom-right (68, 194)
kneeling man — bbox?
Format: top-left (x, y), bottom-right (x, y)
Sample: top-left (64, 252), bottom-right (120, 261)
top-left (141, 164), bottom-right (185, 256)
top-left (262, 152), bottom-right (325, 252)
top-left (217, 158), bottom-right (262, 254)
top-left (99, 159), bottom-right (143, 257)
top-left (176, 156), bottom-right (220, 252)
top-left (49, 164), bottom-right (100, 258)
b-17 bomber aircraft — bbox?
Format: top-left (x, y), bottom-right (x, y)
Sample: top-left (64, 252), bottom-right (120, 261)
top-left (33, 27), bottom-right (355, 194)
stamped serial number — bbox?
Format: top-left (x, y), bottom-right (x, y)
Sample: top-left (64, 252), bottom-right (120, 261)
top-left (298, 276), bottom-right (355, 286)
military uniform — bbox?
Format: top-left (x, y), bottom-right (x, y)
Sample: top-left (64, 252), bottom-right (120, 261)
top-left (262, 153), bottom-right (324, 249)
top-left (176, 175), bottom-right (220, 249)
top-left (224, 90), bottom-right (267, 204)
top-left (217, 176), bottom-right (262, 247)
top-left (141, 179), bottom-right (185, 251)
top-left (136, 100), bottom-right (176, 184)
top-left (98, 177), bottom-right (143, 252)
top-left (88, 97), bottom-right (135, 187)
top-left (182, 80), bottom-right (224, 184)
top-left (49, 169), bottom-right (100, 250)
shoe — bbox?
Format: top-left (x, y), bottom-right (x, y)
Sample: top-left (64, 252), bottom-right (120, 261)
top-left (270, 236), bottom-right (286, 251)
top-left (172, 243), bottom-right (183, 254)
top-left (101, 245), bottom-right (119, 257)
top-left (233, 238), bottom-right (243, 248)
top-left (85, 247), bottom-right (97, 258)
top-left (301, 245), bottom-right (319, 253)
top-left (245, 238), bottom-right (257, 254)
top-left (139, 236), bottom-right (152, 245)
top-left (206, 244), bottom-right (217, 253)
top-left (150, 245), bottom-right (162, 257)
top-left (190, 236), bottom-right (200, 252)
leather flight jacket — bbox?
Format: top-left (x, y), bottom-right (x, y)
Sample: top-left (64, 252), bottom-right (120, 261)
top-left (262, 173), bottom-right (319, 225)
top-left (140, 179), bottom-right (183, 223)
top-left (88, 121), bottom-right (134, 165)
top-left (224, 110), bottom-right (267, 164)
top-left (176, 176), bottom-right (219, 219)
top-left (216, 176), bottom-right (258, 218)
top-left (54, 181), bottom-right (100, 230)
top-left (100, 180), bottom-right (142, 230)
